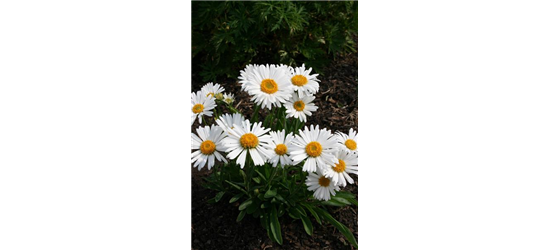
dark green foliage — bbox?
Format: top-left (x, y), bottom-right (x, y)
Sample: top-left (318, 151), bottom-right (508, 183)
top-left (192, 1), bottom-right (358, 82)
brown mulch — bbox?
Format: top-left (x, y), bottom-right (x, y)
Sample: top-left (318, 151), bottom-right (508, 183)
top-left (191, 50), bottom-right (358, 249)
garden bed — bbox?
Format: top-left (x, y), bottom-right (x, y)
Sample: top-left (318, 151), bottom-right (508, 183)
top-left (191, 50), bottom-right (358, 250)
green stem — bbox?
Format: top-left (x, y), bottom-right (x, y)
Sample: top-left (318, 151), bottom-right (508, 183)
top-left (251, 104), bottom-right (260, 123)
top-left (267, 166), bottom-right (278, 188)
top-left (245, 152), bottom-right (254, 193)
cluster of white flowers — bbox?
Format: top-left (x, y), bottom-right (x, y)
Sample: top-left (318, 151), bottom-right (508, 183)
top-left (191, 64), bottom-right (358, 201)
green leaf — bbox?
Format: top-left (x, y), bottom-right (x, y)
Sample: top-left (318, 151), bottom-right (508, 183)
top-left (224, 180), bottom-right (247, 194)
top-left (246, 199), bottom-right (260, 214)
top-left (314, 208), bottom-right (358, 248)
top-left (274, 194), bottom-right (287, 204)
top-left (254, 169), bottom-right (267, 182)
top-left (301, 203), bottom-right (322, 225)
top-left (295, 205), bottom-right (307, 217)
top-left (335, 191), bottom-right (357, 199)
top-left (331, 196), bottom-right (352, 206)
top-left (321, 199), bottom-right (347, 207)
top-left (252, 177), bottom-right (261, 184)
top-left (236, 210), bottom-right (246, 222)
top-left (270, 207), bottom-right (283, 245)
top-left (264, 189), bottom-right (277, 199)
top-left (239, 199), bottom-right (253, 211)
top-left (289, 207), bottom-right (302, 220)
top-left (335, 191), bottom-right (358, 206)
top-left (240, 169), bottom-right (246, 180)
top-left (300, 215), bottom-right (313, 236)
top-left (260, 202), bottom-right (271, 209)
top-left (264, 213), bottom-right (275, 242)
top-left (214, 191), bottom-right (225, 203)
top-left (229, 193), bottom-right (244, 203)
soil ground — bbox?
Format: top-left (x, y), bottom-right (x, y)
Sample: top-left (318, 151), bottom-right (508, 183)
top-left (191, 50), bottom-right (358, 250)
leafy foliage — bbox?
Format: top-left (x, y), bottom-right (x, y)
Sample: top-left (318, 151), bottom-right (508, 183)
top-left (192, 1), bottom-right (358, 82)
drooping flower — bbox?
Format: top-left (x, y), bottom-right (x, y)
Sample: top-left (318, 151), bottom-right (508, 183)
top-left (191, 90), bottom-right (216, 125)
top-left (305, 172), bottom-right (340, 201)
top-left (191, 125), bottom-right (228, 171)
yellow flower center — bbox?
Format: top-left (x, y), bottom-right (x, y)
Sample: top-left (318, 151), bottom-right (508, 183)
top-left (206, 92), bottom-right (214, 98)
top-left (291, 75), bottom-right (308, 86)
top-left (332, 159), bottom-right (346, 173)
top-left (260, 79), bottom-right (278, 94)
top-left (192, 104), bottom-right (204, 114)
top-left (200, 140), bottom-right (216, 155)
top-left (345, 139), bottom-right (357, 150)
top-left (318, 176), bottom-right (331, 187)
top-left (293, 100), bottom-right (305, 111)
top-left (240, 133), bottom-right (259, 149)
top-left (305, 141), bottom-right (322, 157)
top-left (274, 144), bottom-right (287, 155)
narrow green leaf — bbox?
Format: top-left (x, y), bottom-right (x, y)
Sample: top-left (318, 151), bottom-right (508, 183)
top-left (274, 194), bottom-right (287, 204)
top-left (224, 180), bottom-right (247, 194)
top-left (236, 210), bottom-right (246, 222)
top-left (331, 196), bottom-right (352, 205)
top-left (300, 215), bottom-right (313, 236)
top-left (335, 191), bottom-right (359, 206)
top-left (264, 213), bottom-right (275, 242)
top-left (295, 205), bottom-right (307, 217)
top-left (246, 199), bottom-right (260, 214)
top-left (289, 207), bottom-right (302, 219)
top-left (335, 191), bottom-right (356, 200)
top-left (270, 207), bottom-right (283, 245)
top-left (301, 203), bottom-right (322, 225)
top-left (254, 169), bottom-right (268, 182)
top-left (214, 191), bottom-right (225, 202)
top-left (314, 208), bottom-right (358, 248)
top-left (239, 169), bottom-right (246, 180)
top-left (264, 189), bottom-right (277, 199)
top-left (321, 199), bottom-right (347, 207)
top-left (229, 193), bottom-right (244, 203)
top-left (252, 177), bottom-right (261, 184)
top-left (239, 199), bottom-right (253, 211)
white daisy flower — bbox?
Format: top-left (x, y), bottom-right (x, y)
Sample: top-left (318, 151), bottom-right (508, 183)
top-left (268, 130), bottom-right (295, 167)
top-left (216, 113), bottom-right (245, 134)
top-left (191, 125), bottom-right (228, 171)
top-left (306, 172), bottom-right (340, 201)
top-left (323, 149), bottom-right (358, 187)
top-left (191, 90), bottom-right (216, 125)
top-left (290, 64), bottom-right (320, 97)
top-left (223, 92), bottom-right (235, 104)
top-left (288, 125), bottom-right (339, 173)
top-left (336, 128), bottom-right (358, 154)
top-left (284, 92), bottom-right (318, 122)
top-left (201, 82), bottom-right (225, 99)
top-left (221, 119), bottom-right (275, 168)
top-left (240, 64), bottom-right (293, 110)
top-left (238, 64), bottom-right (259, 91)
